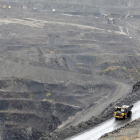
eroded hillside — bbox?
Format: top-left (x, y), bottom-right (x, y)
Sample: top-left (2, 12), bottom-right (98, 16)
top-left (0, 0), bottom-right (139, 139)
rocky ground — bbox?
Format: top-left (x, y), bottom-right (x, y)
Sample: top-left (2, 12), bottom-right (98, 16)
top-left (100, 118), bottom-right (140, 140)
top-left (40, 82), bottom-right (140, 140)
top-left (0, 0), bottom-right (139, 140)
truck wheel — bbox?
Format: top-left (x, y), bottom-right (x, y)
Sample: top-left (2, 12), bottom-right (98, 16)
top-left (123, 115), bottom-right (127, 119)
top-left (115, 117), bottom-right (118, 120)
top-left (127, 111), bottom-right (132, 117)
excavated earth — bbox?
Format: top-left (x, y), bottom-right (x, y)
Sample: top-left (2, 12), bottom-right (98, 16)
top-left (40, 82), bottom-right (140, 140)
top-left (0, 0), bottom-right (139, 140)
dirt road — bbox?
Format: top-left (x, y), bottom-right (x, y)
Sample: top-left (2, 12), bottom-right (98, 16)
top-left (63, 81), bottom-right (131, 127)
top-left (66, 100), bottom-right (140, 140)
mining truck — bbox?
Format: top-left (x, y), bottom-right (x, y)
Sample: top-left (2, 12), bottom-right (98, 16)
top-left (114, 105), bottom-right (133, 119)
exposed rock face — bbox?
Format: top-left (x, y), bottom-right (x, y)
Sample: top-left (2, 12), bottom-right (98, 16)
top-left (0, 78), bottom-right (82, 139)
top-left (0, 0), bottom-right (139, 139)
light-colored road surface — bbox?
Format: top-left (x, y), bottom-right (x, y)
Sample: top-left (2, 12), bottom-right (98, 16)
top-left (66, 100), bottom-right (140, 140)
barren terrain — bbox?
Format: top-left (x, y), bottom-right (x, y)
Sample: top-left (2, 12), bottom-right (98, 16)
top-left (0, 0), bottom-right (139, 140)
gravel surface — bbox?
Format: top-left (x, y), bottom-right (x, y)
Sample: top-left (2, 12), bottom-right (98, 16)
top-left (100, 118), bottom-right (140, 140)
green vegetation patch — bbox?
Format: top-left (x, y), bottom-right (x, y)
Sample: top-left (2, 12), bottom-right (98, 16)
top-left (122, 66), bottom-right (127, 72)
top-left (30, 95), bottom-right (33, 100)
top-left (46, 92), bottom-right (51, 97)
top-left (99, 71), bottom-right (104, 76)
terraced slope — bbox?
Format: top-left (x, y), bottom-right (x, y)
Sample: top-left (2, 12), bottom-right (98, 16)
top-left (0, 0), bottom-right (139, 139)
top-left (0, 78), bottom-right (82, 140)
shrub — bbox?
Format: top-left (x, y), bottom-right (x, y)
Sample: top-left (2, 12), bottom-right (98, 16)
top-left (74, 56), bottom-right (77, 60)
top-left (99, 71), bottom-right (104, 76)
top-left (77, 63), bottom-right (83, 66)
top-left (30, 95), bottom-right (33, 100)
top-left (122, 66), bottom-right (127, 72)
top-left (46, 92), bottom-right (51, 97)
